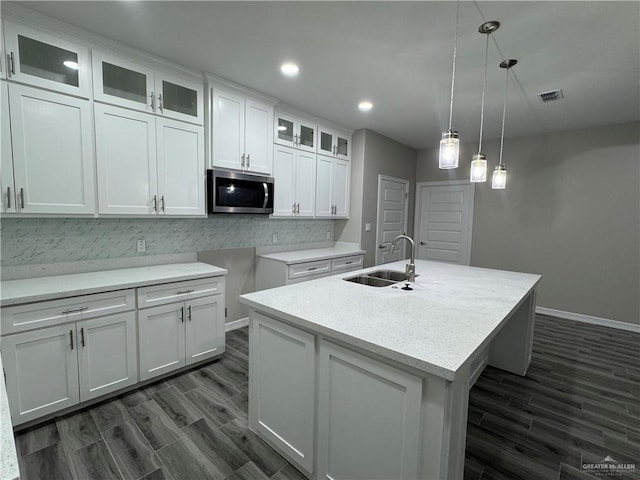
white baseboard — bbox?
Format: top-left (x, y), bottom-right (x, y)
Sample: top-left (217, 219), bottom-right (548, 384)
top-left (536, 307), bottom-right (640, 333)
top-left (225, 317), bottom-right (249, 332)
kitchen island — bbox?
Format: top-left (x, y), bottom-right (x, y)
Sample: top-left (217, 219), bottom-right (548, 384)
top-left (240, 259), bottom-right (540, 480)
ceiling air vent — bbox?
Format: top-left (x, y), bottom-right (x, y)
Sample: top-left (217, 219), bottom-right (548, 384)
top-left (537, 89), bottom-right (564, 103)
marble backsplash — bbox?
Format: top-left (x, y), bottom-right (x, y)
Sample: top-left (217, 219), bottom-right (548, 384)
top-left (1, 216), bottom-right (334, 267)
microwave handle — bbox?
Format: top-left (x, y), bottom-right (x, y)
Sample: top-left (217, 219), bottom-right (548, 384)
top-left (262, 182), bottom-right (269, 209)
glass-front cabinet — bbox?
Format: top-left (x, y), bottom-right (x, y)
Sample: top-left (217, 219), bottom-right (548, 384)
top-left (3, 21), bottom-right (91, 98)
top-left (274, 111), bottom-right (317, 154)
top-left (318, 126), bottom-right (351, 161)
top-left (93, 51), bottom-right (203, 125)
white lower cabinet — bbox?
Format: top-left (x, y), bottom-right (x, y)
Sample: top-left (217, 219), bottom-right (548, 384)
top-left (2, 311), bottom-right (137, 425)
top-left (248, 314), bottom-right (423, 480)
top-left (317, 340), bottom-right (422, 480)
top-left (249, 312), bottom-right (315, 474)
top-left (138, 287), bottom-right (225, 381)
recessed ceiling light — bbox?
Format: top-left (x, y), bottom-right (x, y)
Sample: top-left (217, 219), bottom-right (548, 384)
top-left (280, 63), bottom-right (299, 77)
top-left (358, 101), bottom-right (373, 112)
top-left (63, 60), bottom-right (79, 70)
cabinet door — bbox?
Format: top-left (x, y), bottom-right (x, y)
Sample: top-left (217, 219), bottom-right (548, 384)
top-left (244, 97), bottom-right (273, 175)
top-left (274, 112), bottom-right (295, 148)
top-left (92, 50), bottom-right (155, 113)
top-left (156, 71), bottom-right (203, 125)
top-left (77, 311), bottom-right (137, 402)
top-left (318, 127), bottom-right (335, 157)
top-left (272, 145), bottom-right (295, 217)
top-left (315, 155), bottom-right (333, 217)
top-left (185, 295), bottom-right (224, 366)
top-left (95, 103), bottom-right (158, 215)
top-left (295, 150), bottom-right (316, 217)
top-left (3, 21), bottom-right (91, 98)
top-left (317, 341), bottom-right (422, 480)
top-left (250, 312), bottom-right (315, 475)
top-left (1, 81), bottom-right (16, 213)
top-left (335, 133), bottom-right (350, 160)
top-left (9, 83), bottom-right (95, 214)
top-left (2, 324), bottom-right (80, 425)
top-left (211, 88), bottom-right (244, 170)
top-left (332, 158), bottom-right (350, 218)
top-left (296, 118), bottom-right (317, 154)
top-left (138, 303), bottom-right (186, 381)
top-left (156, 118), bottom-right (205, 216)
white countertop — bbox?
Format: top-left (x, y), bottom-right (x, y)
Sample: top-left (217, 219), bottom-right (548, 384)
top-left (240, 260), bottom-right (540, 381)
top-left (1, 262), bottom-right (227, 306)
top-left (0, 356), bottom-right (19, 480)
top-left (256, 245), bottom-right (365, 264)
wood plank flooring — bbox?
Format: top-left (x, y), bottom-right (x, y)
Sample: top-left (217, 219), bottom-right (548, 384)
top-left (14, 315), bottom-right (640, 480)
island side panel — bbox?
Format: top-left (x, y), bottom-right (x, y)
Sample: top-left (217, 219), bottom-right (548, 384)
top-left (488, 289), bottom-right (537, 375)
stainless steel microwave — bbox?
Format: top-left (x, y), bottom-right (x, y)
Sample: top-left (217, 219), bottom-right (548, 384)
top-left (207, 170), bottom-right (274, 214)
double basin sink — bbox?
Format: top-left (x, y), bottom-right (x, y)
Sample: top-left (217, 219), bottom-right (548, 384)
top-left (344, 269), bottom-right (418, 288)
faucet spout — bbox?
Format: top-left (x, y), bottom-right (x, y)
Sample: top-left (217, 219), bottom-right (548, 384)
top-left (390, 234), bottom-right (416, 282)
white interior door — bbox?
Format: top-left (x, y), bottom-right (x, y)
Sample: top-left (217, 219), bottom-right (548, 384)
top-left (415, 182), bottom-right (474, 265)
top-left (375, 175), bottom-right (409, 265)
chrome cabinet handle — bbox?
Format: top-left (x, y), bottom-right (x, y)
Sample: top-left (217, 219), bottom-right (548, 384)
top-left (294, 134), bottom-right (299, 146)
top-left (177, 289), bottom-right (194, 295)
top-left (62, 306), bottom-right (88, 315)
top-left (180, 306), bottom-right (184, 323)
top-left (241, 154), bottom-right (245, 169)
top-left (188, 305), bottom-right (192, 322)
top-left (262, 182), bottom-right (269, 209)
top-left (8, 52), bottom-right (15, 75)
top-left (346, 261), bottom-right (353, 265)
top-left (160, 195), bottom-right (165, 212)
top-left (6, 187), bottom-right (10, 209)
top-left (292, 203), bottom-right (296, 214)
top-left (158, 93), bottom-right (163, 112)
top-left (20, 188), bottom-right (24, 209)
top-left (296, 203), bottom-right (300, 214)
top-left (307, 267), bottom-right (318, 271)
top-left (152, 195), bottom-right (157, 212)
top-left (69, 329), bottom-right (74, 350)
top-left (246, 154), bottom-right (250, 168)
top-left (150, 92), bottom-right (155, 111)
top-left (80, 327), bottom-right (86, 347)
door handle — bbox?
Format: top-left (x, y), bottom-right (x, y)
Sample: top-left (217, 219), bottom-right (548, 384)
top-left (188, 305), bottom-right (192, 322)
top-left (262, 182), bottom-right (269, 209)
top-left (241, 154), bottom-right (245, 169)
top-left (420, 241), bottom-right (427, 246)
top-left (180, 306), bottom-right (185, 323)
top-left (152, 195), bottom-right (157, 212)
top-left (80, 327), bottom-right (86, 347)
top-left (158, 93), bottom-right (163, 112)
top-left (378, 244), bottom-right (387, 249)
top-left (246, 154), bottom-right (250, 168)
top-left (292, 203), bottom-right (296, 214)
top-left (150, 92), bottom-right (155, 111)
top-left (20, 188), bottom-right (24, 209)
top-left (160, 195), bottom-right (165, 212)
top-left (8, 52), bottom-right (15, 75)
top-left (69, 329), bottom-right (74, 350)
top-left (296, 203), bottom-right (300, 214)
top-left (6, 187), bottom-right (10, 209)
top-left (62, 306), bottom-right (88, 315)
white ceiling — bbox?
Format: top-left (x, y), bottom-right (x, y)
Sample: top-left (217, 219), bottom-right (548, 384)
top-left (13, 1), bottom-right (640, 150)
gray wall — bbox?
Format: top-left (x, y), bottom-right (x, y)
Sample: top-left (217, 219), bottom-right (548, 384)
top-left (416, 122), bottom-right (640, 325)
top-left (335, 129), bottom-right (365, 245)
top-left (337, 129), bottom-right (417, 267)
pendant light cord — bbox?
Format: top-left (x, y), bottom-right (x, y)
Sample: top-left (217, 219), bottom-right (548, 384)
top-left (478, 33), bottom-right (489, 152)
top-left (447, 0), bottom-right (460, 132)
top-left (498, 66), bottom-right (510, 166)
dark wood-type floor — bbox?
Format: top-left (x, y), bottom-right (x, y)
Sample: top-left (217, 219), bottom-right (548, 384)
top-left (13, 315), bottom-right (640, 480)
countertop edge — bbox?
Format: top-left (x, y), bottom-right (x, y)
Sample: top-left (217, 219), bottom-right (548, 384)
top-left (256, 248), bottom-right (366, 265)
top-left (1, 263), bottom-right (228, 307)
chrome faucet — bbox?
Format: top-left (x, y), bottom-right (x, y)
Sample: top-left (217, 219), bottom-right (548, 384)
top-left (389, 234), bottom-right (416, 282)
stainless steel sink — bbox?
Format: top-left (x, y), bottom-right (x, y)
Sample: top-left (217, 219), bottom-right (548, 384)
top-left (343, 275), bottom-right (396, 287)
top-left (343, 270), bottom-right (418, 287)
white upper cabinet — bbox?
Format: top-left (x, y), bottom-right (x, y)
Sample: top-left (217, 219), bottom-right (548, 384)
top-left (92, 50), bottom-right (155, 113)
top-left (95, 103), bottom-right (204, 216)
top-left (9, 83), bottom-right (95, 214)
top-left (211, 86), bottom-right (273, 175)
top-left (315, 155), bottom-right (349, 219)
top-left (95, 103), bottom-right (158, 215)
top-left (93, 51), bottom-right (203, 125)
top-left (156, 118), bottom-right (205, 216)
top-left (1, 81), bottom-right (15, 213)
top-left (273, 145), bottom-right (315, 218)
top-left (274, 111), bottom-right (317, 154)
top-left (3, 21), bottom-right (91, 98)
top-left (318, 126), bottom-right (351, 161)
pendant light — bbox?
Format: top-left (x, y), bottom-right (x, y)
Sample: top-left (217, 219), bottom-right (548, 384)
top-left (470, 21), bottom-right (500, 183)
top-left (439, 1), bottom-right (461, 169)
top-left (492, 59), bottom-right (517, 189)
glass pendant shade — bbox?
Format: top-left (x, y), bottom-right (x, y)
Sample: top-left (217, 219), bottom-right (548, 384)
top-left (439, 131), bottom-right (460, 169)
top-left (492, 164), bottom-right (507, 189)
top-left (470, 153), bottom-right (487, 182)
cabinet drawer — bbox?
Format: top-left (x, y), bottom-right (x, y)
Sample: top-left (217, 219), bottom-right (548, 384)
top-left (287, 260), bottom-right (331, 280)
top-left (137, 276), bottom-right (224, 308)
top-left (331, 255), bottom-right (363, 272)
top-left (1, 289), bottom-right (135, 335)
